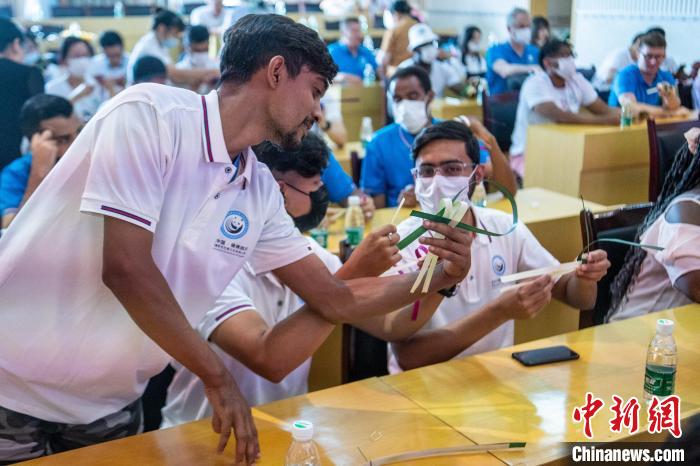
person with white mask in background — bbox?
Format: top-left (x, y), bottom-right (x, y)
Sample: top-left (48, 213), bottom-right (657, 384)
top-left (486, 7), bottom-right (540, 95)
top-left (176, 25), bottom-right (220, 94)
top-left (398, 23), bottom-right (464, 98)
top-left (361, 66), bottom-right (516, 209)
top-left (510, 39), bottom-right (619, 179)
top-left (45, 36), bottom-right (105, 122)
top-left (386, 120), bottom-right (611, 373)
top-left (128, 9), bottom-right (219, 88)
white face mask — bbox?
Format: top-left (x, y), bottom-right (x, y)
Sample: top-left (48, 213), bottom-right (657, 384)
top-left (67, 57), bottom-right (91, 78)
top-left (414, 172), bottom-right (477, 213)
top-left (162, 37), bottom-right (179, 49)
top-left (23, 51), bottom-right (40, 65)
top-left (393, 99), bottom-right (429, 135)
top-left (189, 52), bottom-right (210, 68)
top-left (418, 44), bottom-right (439, 64)
top-left (554, 56), bottom-right (577, 80)
top-left (512, 27), bottom-right (531, 45)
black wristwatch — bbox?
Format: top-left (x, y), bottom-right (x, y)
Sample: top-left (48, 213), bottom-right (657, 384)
top-left (438, 284), bottom-right (458, 298)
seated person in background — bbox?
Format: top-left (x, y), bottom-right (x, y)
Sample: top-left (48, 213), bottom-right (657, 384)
top-left (399, 23), bottom-right (464, 98)
top-left (0, 95), bottom-right (80, 228)
top-left (510, 39), bottom-right (620, 178)
top-left (593, 32), bottom-right (642, 92)
top-left (46, 37), bottom-right (105, 122)
top-left (461, 26), bottom-right (486, 78)
top-left (89, 30), bottom-right (129, 98)
top-left (128, 9), bottom-right (218, 88)
top-left (328, 17), bottom-right (379, 85)
top-left (607, 128), bottom-right (700, 322)
top-left (387, 121), bottom-right (610, 372)
top-left (176, 25), bottom-right (219, 93)
top-left (646, 26), bottom-right (677, 74)
top-left (378, 1), bottom-right (418, 78)
top-left (132, 55), bottom-right (168, 85)
top-left (190, 0), bottom-right (233, 35)
top-left (530, 16), bottom-right (550, 48)
top-left (486, 7), bottom-right (540, 95)
top-left (608, 32), bottom-right (685, 117)
top-left (161, 134), bottom-right (436, 425)
top-left (361, 66), bottom-right (516, 208)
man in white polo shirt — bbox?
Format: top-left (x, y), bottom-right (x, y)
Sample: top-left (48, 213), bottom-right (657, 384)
top-left (384, 121), bottom-right (611, 373)
top-left (0, 15), bottom-right (472, 465)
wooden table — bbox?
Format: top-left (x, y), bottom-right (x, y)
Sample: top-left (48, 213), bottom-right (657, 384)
top-left (382, 304), bottom-right (700, 465)
top-left (333, 141), bottom-right (363, 177)
top-left (325, 83), bottom-right (385, 145)
top-left (524, 116), bottom-right (695, 206)
top-left (21, 377), bottom-right (500, 466)
top-left (432, 97), bottom-right (481, 121)
top-left (23, 306), bottom-right (699, 465)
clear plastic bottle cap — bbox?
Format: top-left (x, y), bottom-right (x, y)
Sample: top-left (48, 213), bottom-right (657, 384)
top-left (348, 195), bottom-right (361, 206)
top-left (291, 420), bottom-right (314, 441)
top-left (656, 318), bottom-right (674, 335)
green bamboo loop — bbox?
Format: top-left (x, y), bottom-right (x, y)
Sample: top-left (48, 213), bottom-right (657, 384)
top-left (576, 238), bottom-right (664, 262)
top-left (397, 179), bottom-right (519, 251)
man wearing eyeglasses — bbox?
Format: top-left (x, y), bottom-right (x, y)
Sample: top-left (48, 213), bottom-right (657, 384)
top-left (609, 32), bottom-right (687, 117)
top-left (384, 120), bottom-right (611, 373)
top-left (0, 94), bottom-right (81, 229)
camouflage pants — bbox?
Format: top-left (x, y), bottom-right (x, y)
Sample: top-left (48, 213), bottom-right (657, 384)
top-left (0, 399), bottom-right (142, 464)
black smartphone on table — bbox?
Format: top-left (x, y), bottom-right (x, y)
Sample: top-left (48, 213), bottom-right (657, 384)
top-left (512, 345), bottom-right (580, 367)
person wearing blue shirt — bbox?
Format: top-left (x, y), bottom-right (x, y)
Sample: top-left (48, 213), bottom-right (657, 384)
top-left (486, 8), bottom-right (540, 95)
top-left (361, 66), bottom-right (516, 208)
top-left (0, 94), bottom-right (81, 228)
top-left (328, 17), bottom-right (378, 85)
top-left (608, 32), bottom-right (685, 117)
top-left (321, 151), bottom-right (376, 219)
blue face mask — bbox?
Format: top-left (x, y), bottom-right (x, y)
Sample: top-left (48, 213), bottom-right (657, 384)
top-left (162, 37), bottom-right (179, 49)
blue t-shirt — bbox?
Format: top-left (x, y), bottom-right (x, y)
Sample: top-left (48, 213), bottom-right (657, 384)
top-left (328, 42), bottom-right (377, 78)
top-left (486, 42), bottom-right (539, 95)
top-left (321, 151), bottom-right (355, 203)
top-left (0, 153), bottom-right (31, 215)
top-left (608, 64), bottom-right (677, 107)
top-left (360, 121), bottom-right (490, 207)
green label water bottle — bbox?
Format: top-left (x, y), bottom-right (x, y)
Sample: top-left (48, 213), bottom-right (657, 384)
top-left (344, 195), bottom-right (365, 246)
top-left (643, 319), bottom-right (677, 402)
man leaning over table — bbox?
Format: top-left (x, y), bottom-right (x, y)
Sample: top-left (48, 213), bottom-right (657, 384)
top-left (162, 135), bottom-right (449, 427)
top-left (385, 121), bottom-right (611, 373)
top-left (0, 15), bottom-right (472, 465)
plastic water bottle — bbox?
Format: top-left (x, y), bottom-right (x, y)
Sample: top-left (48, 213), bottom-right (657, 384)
top-left (471, 181), bottom-right (487, 207)
top-left (345, 196), bottom-right (365, 247)
top-left (643, 319), bottom-right (677, 403)
top-left (285, 420), bottom-right (321, 466)
top-left (275, 1), bottom-right (286, 15)
top-left (620, 101), bottom-right (633, 128)
top-left (363, 63), bottom-right (376, 85)
top-left (113, 0), bottom-right (124, 18)
top-left (360, 117), bottom-right (373, 149)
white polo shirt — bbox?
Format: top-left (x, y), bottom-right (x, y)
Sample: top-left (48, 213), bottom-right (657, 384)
top-left (0, 85), bottom-right (312, 424)
top-left (190, 5), bottom-right (233, 32)
top-left (89, 52), bottom-right (130, 81)
top-left (45, 75), bottom-right (106, 122)
top-left (161, 238), bottom-right (342, 428)
top-left (387, 207), bottom-right (559, 373)
top-left (609, 190), bottom-right (700, 322)
top-left (510, 70), bottom-right (598, 156)
top-left (127, 31), bottom-right (172, 83)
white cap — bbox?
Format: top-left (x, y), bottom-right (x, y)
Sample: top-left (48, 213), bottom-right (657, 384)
top-left (407, 23), bottom-right (439, 51)
top-left (656, 318), bottom-right (674, 335)
top-left (291, 420), bottom-right (314, 441)
top-left (348, 195), bottom-right (361, 206)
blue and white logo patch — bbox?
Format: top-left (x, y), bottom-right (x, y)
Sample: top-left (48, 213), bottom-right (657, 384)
top-left (492, 255), bottom-right (506, 276)
top-left (220, 210), bottom-right (249, 240)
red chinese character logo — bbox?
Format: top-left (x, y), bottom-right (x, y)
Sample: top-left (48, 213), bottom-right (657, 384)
top-left (572, 392), bottom-right (605, 439)
top-left (647, 395), bottom-right (682, 438)
top-left (609, 395), bottom-right (640, 434)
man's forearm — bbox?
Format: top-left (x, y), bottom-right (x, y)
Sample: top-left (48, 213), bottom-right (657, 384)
top-left (392, 301), bottom-right (508, 370)
top-left (19, 172), bottom-right (46, 209)
top-left (485, 135), bottom-right (517, 195)
top-left (352, 293), bottom-right (444, 342)
top-left (554, 273), bottom-right (597, 309)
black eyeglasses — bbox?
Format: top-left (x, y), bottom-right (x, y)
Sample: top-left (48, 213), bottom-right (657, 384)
top-left (411, 161), bottom-right (476, 178)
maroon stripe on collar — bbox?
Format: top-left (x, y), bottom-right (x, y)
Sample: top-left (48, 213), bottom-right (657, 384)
top-left (201, 95), bottom-right (214, 163)
top-left (215, 303), bottom-right (254, 321)
top-left (101, 205), bottom-right (152, 226)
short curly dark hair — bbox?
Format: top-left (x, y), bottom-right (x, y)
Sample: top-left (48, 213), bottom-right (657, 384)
top-left (254, 132), bottom-right (330, 178)
top-left (220, 14), bottom-right (337, 86)
top-left (412, 120), bottom-right (480, 165)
